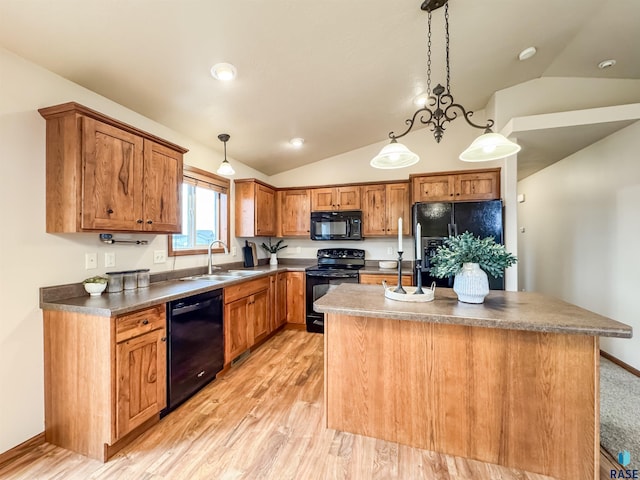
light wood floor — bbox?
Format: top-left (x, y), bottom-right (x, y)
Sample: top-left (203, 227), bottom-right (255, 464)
top-left (0, 329), bottom-right (616, 479)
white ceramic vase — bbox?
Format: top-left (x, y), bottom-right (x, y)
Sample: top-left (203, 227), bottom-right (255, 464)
top-left (453, 262), bottom-right (489, 304)
top-left (270, 253), bottom-right (278, 266)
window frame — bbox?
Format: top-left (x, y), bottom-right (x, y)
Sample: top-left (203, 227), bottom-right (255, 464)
top-left (168, 165), bottom-right (230, 257)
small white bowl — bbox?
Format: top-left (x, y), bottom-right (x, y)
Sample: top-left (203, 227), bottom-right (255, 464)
top-left (379, 261), bottom-right (398, 269)
top-left (84, 282), bottom-right (107, 296)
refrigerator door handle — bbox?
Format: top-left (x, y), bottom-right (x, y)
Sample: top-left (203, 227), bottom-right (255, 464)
top-left (453, 223), bottom-right (459, 236)
top-left (447, 224), bottom-right (453, 237)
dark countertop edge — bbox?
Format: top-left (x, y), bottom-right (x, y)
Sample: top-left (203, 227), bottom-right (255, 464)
top-left (313, 303), bottom-right (633, 338)
top-left (313, 284), bottom-right (633, 339)
top-left (40, 264), bottom-right (311, 317)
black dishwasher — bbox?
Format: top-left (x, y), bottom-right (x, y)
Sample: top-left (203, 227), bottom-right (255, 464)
top-left (165, 289), bottom-right (224, 414)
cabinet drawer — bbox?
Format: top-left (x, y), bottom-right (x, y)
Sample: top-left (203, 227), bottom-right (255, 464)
top-left (116, 305), bottom-right (165, 343)
top-left (224, 276), bottom-right (270, 304)
top-left (359, 273), bottom-right (414, 287)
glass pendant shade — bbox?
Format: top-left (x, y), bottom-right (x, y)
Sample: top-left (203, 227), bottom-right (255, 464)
top-left (370, 140), bottom-right (420, 169)
top-left (459, 132), bottom-right (521, 162)
top-left (216, 159), bottom-right (235, 176)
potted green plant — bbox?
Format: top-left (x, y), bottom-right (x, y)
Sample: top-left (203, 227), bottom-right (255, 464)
top-left (428, 231), bottom-right (517, 303)
top-left (261, 238), bottom-right (288, 266)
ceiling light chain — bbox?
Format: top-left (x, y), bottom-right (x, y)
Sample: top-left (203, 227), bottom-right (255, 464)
top-left (370, 0), bottom-right (522, 168)
top-left (444, 2), bottom-right (450, 92)
top-left (426, 10), bottom-right (432, 98)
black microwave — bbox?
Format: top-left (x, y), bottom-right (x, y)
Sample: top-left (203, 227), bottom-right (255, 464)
top-left (310, 210), bottom-right (363, 241)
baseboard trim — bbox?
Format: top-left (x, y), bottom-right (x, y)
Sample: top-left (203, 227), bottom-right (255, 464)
top-left (600, 350), bottom-right (640, 378)
top-left (0, 432), bottom-right (45, 469)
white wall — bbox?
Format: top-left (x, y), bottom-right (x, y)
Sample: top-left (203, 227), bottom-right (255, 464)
top-left (0, 47), bottom-right (270, 454)
top-left (517, 121), bottom-right (640, 370)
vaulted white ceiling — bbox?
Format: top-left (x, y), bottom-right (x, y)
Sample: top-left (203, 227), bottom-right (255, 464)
top-left (1, 0), bottom-right (639, 176)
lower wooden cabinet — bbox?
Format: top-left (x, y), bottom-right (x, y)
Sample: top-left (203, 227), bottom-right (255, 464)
top-left (285, 272), bottom-right (305, 324)
top-left (275, 272), bottom-right (288, 329)
top-left (115, 327), bottom-right (166, 440)
top-left (43, 304), bottom-right (167, 461)
top-left (223, 276), bottom-right (271, 364)
top-left (359, 273), bottom-right (414, 287)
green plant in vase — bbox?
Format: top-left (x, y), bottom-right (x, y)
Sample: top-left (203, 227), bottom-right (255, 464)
top-left (261, 238), bottom-right (288, 266)
top-left (429, 231), bottom-right (517, 303)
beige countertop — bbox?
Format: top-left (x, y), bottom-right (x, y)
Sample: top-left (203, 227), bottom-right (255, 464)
top-left (314, 283), bottom-right (633, 338)
top-left (40, 264), bottom-right (311, 317)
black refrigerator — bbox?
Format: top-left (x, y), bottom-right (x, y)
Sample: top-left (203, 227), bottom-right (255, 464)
top-left (413, 200), bottom-right (504, 290)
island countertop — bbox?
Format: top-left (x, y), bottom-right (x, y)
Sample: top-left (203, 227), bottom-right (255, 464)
top-left (314, 283), bottom-right (632, 338)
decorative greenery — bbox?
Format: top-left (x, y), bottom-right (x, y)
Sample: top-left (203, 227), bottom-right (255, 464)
top-left (83, 276), bottom-right (108, 284)
top-left (428, 231), bottom-right (517, 279)
top-left (260, 238), bottom-right (288, 254)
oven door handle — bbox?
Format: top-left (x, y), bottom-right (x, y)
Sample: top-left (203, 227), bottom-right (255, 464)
top-left (307, 273), bottom-right (358, 279)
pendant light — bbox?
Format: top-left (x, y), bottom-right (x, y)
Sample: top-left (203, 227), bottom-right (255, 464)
top-left (371, 0), bottom-right (521, 169)
top-left (216, 133), bottom-right (235, 176)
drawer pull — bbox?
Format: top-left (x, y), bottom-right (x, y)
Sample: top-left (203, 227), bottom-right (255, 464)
top-left (142, 319), bottom-right (149, 325)
top-left (161, 337), bottom-right (167, 342)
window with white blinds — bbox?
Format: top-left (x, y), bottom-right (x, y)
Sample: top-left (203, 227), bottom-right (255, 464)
top-left (169, 165), bottom-right (230, 256)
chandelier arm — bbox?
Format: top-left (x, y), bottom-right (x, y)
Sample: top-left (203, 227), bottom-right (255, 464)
top-left (441, 101), bottom-right (495, 131)
top-left (389, 107), bottom-right (435, 140)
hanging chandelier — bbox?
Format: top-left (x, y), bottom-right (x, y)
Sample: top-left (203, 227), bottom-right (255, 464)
top-left (371, 0), bottom-right (521, 169)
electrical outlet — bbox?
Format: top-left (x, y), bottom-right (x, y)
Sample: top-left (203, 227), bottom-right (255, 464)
top-left (387, 247), bottom-right (393, 255)
top-left (85, 253), bottom-right (97, 270)
top-left (153, 250), bottom-right (167, 264)
top-left (104, 252), bottom-right (116, 267)
top-left (232, 246), bottom-right (237, 256)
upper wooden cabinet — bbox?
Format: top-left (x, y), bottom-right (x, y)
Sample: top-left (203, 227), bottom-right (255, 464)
top-left (411, 168), bottom-right (500, 203)
top-left (235, 179), bottom-right (277, 237)
top-left (39, 102), bottom-right (187, 233)
top-left (311, 186), bottom-right (361, 211)
top-left (278, 189), bottom-right (310, 237)
top-left (362, 182), bottom-right (410, 237)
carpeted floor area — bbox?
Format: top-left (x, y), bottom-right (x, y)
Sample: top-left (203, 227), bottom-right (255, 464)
top-left (600, 356), bottom-right (640, 469)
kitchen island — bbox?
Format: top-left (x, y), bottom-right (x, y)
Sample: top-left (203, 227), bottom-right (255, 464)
top-left (314, 284), bottom-right (632, 480)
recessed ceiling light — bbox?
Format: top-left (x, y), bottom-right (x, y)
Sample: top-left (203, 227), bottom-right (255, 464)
top-left (289, 137), bottom-right (305, 148)
top-left (518, 47), bottom-right (537, 61)
top-left (598, 59), bottom-right (616, 70)
top-left (210, 63), bottom-right (237, 81)
top-left (413, 93), bottom-right (430, 107)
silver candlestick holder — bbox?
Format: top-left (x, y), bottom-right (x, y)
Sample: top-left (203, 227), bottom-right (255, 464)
top-left (394, 251), bottom-right (406, 294)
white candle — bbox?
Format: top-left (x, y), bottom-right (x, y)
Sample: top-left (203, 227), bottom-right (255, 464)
top-left (398, 217), bottom-right (403, 251)
top-left (416, 223), bottom-right (422, 260)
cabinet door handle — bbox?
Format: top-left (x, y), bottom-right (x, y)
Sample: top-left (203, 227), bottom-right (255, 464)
top-left (450, 193), bottom-right (454, 196)
top-left (107, 208), bottom-right (114, 214)
top-left (456, 193), bottom-right (460, 196)
top-left (161, 337), bottom-right (167, 342)
top-left (146, 220), bottom-right (153, 224)
top-left (137, 219), bottom-right (143, 224)
top-left (142, 319), bottom-right (149, 325)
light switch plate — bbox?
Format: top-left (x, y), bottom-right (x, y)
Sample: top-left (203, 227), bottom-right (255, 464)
top-left (153, 250), bottom-right (167, 264)
top-left (104, 252), bottom-right (116, 267)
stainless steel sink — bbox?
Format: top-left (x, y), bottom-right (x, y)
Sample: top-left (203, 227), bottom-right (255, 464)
top-left (180, 274), bottom-right (235, 282)
top-left (225, 270), bottom-right (263, 277)
top-left (179, 270), bottom-right (262, 282)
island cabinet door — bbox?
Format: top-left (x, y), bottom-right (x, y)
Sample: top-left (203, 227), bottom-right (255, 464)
top-left (115, 327), bottom-right (166, 441)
